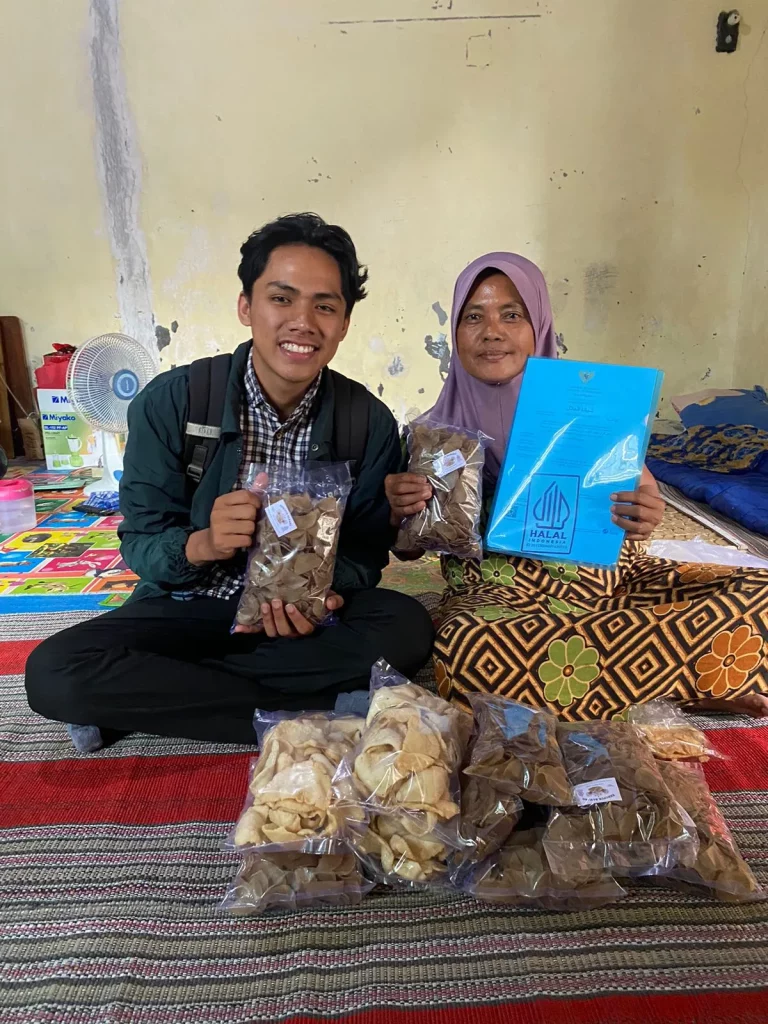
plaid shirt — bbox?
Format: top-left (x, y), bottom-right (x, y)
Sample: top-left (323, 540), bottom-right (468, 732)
top-left (196, 353), bottom-right (321, 599)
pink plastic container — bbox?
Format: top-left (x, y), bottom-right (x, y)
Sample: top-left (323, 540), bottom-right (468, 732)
top-left (0, 479), bottom-right (37, 535)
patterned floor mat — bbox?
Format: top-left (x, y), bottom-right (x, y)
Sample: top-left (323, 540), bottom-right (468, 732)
top-left (2, 609), bottom-right (768, 1022)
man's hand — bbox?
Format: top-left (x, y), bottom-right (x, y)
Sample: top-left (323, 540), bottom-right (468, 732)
top-left (385, 473), bottom-right (433, 527)
top-left (611, 485), bottom-right (666, 541)
top-left (186, 474), bottom-right (268, 565)
top-left (232, 591), bottom-right (344, 637)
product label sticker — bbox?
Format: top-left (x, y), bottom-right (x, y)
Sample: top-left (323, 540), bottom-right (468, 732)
top-left (265, 499), bottom-right (297, 538)
top-left (573, 776), bottom-right (622, 807)
top-left (433, 450), bottom-right (466, 478)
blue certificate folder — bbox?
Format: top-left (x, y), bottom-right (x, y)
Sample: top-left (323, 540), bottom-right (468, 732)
top-left (486, 357), bottom-right (664, 568)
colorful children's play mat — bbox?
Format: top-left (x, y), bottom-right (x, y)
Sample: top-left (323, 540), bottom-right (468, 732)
top-left (0, 463), bottom-right (136, 612)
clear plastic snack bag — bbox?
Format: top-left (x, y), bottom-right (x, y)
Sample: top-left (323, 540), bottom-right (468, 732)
top-left (626, 699), bottom-right (722, 762)
top-left (464, 826), bottom-right (626, 911)
top-left (646, 761), bottom-right (764, 903)
top-left (449, 775), bottom-right (524, 882)
top-left (350, 809), bottom-right (465, 888)
top-left (395, 419), bottom-right (490, 560)
top-left (228, 711), bottom-right (364, 853)
top-left (543, 721), bottom-right (699, 877)
top-left (220, 852), bottom-right (374, 915)
top-left (234, 462), bottom-right (353, 630)
top-left (332, 660), bottom-right (471, 877)
top-left (462, 694), bottom-right (573, 806)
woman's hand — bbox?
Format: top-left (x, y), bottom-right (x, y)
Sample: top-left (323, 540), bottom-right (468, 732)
top-left (384, 473), bottom-right (433, 527)
top-left (611, 485), bottom-right (666, 541)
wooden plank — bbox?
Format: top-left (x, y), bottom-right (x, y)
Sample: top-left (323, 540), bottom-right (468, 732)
top-left (0, 336), bottom-right (15, 457)
top-left (0, 316), bottom-right (35, 415)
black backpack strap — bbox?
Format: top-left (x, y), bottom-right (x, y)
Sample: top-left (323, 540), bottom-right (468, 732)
top-left (184, 353), bottom-right (232, 487)
top-left (332, 371), bottom-right (369, 472)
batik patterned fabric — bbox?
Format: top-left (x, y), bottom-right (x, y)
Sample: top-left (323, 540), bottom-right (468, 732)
top-left (433, 546), bottom-right (768, 719)
top-left (648, 424), bottom-right (768, 473)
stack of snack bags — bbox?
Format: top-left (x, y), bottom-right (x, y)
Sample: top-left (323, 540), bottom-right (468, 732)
top-left (628, 700), bottom-right (762, 903)
top-left (452, 695), bottom-right (570, 885)
top-left (332, 660), bottom-right (473, 887)
top-left (458, 698), bottom-right (626, 908)
top-left (222, 711), bottom-right (373, 913)
top-left (221, 681), bottom-right (763, 913)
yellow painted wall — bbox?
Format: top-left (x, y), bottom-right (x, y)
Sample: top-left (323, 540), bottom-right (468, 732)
top-left (1, 0), bottom-right (767, 422)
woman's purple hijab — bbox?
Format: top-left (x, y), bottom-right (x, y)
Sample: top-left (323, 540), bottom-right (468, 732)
top-left (425, 252), bottom-right (559, 480)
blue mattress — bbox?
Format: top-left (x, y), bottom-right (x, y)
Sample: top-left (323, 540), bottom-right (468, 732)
top-left (647, 457), bottom-right (768, 537)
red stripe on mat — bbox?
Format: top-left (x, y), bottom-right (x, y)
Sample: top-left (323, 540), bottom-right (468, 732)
top-left (0, 638), bottom-right (40, 675)
top-left (292, 989), bottom-right (767, 1024)
top-left (703, 726), bottom-right (768, 792)
top-left (0, 752), bottom-right (252, 827)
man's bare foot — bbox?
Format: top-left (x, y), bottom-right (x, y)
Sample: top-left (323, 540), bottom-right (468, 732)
top-left (692, 693), bottom-right (768, 718)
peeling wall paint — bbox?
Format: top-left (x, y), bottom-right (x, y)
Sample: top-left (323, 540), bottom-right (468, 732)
top-left (424, 334), bottom-right (451, 381)
top-left (154, 325), bottom-right (171, 351)
top-left (431, 301), bottom-right (448, 326)
top-left (387, 354), bottom-right (406, 376)
top-left (1, 0), bottom-right (767, 406)
top-left (583, 262), bottom-right (618, 334)
top-left (89, 0), bottom-right (155, 355)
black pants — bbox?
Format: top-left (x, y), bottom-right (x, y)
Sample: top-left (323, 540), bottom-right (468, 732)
top-left (24, 589), bottom-right (434, 744)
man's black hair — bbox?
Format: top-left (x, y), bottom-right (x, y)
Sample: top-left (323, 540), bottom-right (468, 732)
top-left (238, 212), bottom-right (368, 315)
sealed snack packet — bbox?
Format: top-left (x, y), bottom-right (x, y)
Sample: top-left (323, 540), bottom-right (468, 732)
top-left (459, 775), bottom-right (524, 859)
top-left (220, 852), bottom-right (373, 915)
top-left (449, 775), bottom-right (524, 882)
top-left (465, 827), bottom-right (626, 910)
top-left (543, 721), bottom-right (699, 876)
top-left (626, 700), bottom-right (722, 762)
top-left (235, 462), bottom-right (353, 630)
top-left (647, 761), bottom-right (763, 903)
top-left (351, 809), bottom-right (463, 887)
top-left (230, 712), bottom-right (364, 852)
top-left (395, 419), bottom-right (489, 560)
top-left (365, 659), bottom-right (474, 749)
top-left (333, 661), bottom-right (470, 877)
top-left (463, 694), bottom-right (573, 806)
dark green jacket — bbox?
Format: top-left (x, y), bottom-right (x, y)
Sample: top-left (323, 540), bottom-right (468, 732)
top-left (118, 341), bottom-right (402, 601)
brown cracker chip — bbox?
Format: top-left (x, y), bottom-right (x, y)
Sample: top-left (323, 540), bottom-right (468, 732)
top-left (455, 775), bottom-right (523, 868)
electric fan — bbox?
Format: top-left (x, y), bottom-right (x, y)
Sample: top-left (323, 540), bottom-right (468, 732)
top-left (66, 333), bottom-right (158, 497)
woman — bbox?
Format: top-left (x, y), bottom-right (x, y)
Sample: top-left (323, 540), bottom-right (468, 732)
top-left (386, 252), bottom-right (768, 719)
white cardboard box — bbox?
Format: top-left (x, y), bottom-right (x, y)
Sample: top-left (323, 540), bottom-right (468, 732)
top-left (38, 389), bottom-right (102, 470)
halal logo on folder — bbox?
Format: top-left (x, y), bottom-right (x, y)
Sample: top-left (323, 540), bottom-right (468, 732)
top-left (533, 481), bottom-right (571, 530)
top-left (523, 474), bottom-right (580, 554)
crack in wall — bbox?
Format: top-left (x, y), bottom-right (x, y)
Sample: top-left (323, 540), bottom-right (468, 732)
top-left (89, 0), bottom-right (155, 353)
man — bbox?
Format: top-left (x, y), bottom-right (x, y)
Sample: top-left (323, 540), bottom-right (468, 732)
top-left (25, 213), bottom-right (434, 748)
